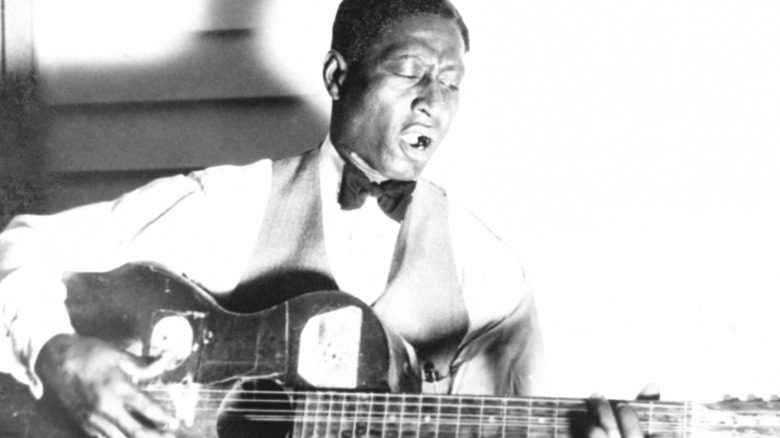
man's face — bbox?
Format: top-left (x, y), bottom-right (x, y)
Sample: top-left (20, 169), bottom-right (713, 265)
top-left (330, 14), bottom-right (466, 181)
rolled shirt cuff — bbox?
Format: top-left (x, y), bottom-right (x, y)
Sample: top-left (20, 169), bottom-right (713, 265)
top-left (0, 268), bottom-right (75, 398)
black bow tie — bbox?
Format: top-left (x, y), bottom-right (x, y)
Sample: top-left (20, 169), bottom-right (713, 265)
top-left (338, 159), bottom-right (417, 222)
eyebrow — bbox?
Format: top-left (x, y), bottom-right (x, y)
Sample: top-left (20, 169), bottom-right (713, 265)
top-left (382, 52), bottom-right (465, 72)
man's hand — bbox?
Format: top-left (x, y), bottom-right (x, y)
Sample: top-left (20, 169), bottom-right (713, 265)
top-left (35, 334), bottom-right (178, 438)
top-left (586, 397), bottom-right (643, 438)
top-left (587, 385), bottom-right (660, 438)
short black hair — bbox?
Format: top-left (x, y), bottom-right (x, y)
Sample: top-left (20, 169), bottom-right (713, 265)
top-left (331, 0), bottom-right (470, 64)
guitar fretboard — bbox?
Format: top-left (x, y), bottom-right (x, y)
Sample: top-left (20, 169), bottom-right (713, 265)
top-left (290, 391), bottom-right (692, 438)
top-left (145, 386), bottom-right (780, 438)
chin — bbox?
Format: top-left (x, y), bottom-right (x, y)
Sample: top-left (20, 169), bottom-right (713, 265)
top-left (385, 165), bottom-right (422, 181)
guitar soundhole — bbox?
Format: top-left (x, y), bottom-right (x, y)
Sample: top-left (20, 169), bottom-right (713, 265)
top-left (217, 379), bottom-right (293, 438)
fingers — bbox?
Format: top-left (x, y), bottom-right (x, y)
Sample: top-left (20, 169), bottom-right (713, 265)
top-left (637, 383), bottom-right (661, 401)
top-left (122, 386), bottom-right (179, 432)
top-left (82, 408), bottom-right (174, 438)
top-left (119, 353), bottom-right (169, 383)
top-left (116, 353), bottom-right (179, 433)
top-left (112, 404), bottom-right (176, 438)
top-left (615, 403), bottom-right (643, 438)
top-left (39, 335), bottom-right (177, 438)
top-left (587, 396), bottom-right (619, 438)
top-left (82, 414), bottom-right (126, 438)
top-left (108, 361), bottom-right (178, 436)
top-left (587, 396), bottom-right (644, 438)
top-left (76, 378), bottom-right (175, 438)
top-left (81, 397), bottom-right (176, 438)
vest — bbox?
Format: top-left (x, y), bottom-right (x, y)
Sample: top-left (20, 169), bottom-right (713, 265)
top-left (230, 148), bottom-right (468, 376)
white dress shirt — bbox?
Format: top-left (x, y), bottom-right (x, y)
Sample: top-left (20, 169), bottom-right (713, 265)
top-left (319, 137), bottom-right (400, 305)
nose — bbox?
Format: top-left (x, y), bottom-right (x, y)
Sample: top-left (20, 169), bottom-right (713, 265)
top-left (411, 76), bottom-right (444, 118)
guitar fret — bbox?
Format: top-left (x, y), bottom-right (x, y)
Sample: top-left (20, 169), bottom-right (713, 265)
top-left (334, 392), bottom-right (350, 438)
top-left (459, 395), bottom-right (481, 438)
top-left (455, 395), bottom-right (462, 437)
top-left (327, 392), bottom-right (337, 438)
top-left (435, 394), bottom-right (442, 438)
top-left (416, 393), bottom-right (440, 438)
top-left (375, 392), bottom-right (390, 437)
top-left (648, 400), bottom-right (654, 438)
top-left (399, 393), bottom-right (406, 437)
top-left (366, 392), bottom-right (374, 437)
top-left (315, 392), bottom-right (327, 438)
top-left (351, 392), bottom-right (369, 437)
top-left (346, 392), bottom-right (357, 438)
top-left (296, 392), bottom-right (312, 438)
top-left (386, 392), bottom-right (403, 438)
top-left (503, 397), bottom-right (532, 438)
top-left (480, 396), bottom-right (504, 438)
top-left (401, 392), bottom-right (421, 438)
top-left (478, 396), bottom-right (485, 438)
top-left (415, 393), bottom-right (423, 438)
top-left (536, 398), bottom-right (566, 438)
top-left (435, 394), bottom-right (457, 437)
top-left (501, 398), bottom-right (508, 438)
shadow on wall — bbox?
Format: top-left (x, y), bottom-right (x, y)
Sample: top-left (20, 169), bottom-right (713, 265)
top-left (0, 71), bottom-right (49, 228)
top-left (3, 0), bottom-right (330, 218)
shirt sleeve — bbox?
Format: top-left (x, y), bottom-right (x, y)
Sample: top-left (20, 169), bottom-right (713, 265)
top-left (447, 206), bottom-right (545, 396)
top-left (0, 172), bottom-right (218, 397)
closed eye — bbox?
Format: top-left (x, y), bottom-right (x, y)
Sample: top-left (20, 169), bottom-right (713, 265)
top-left (441, 80), bottom-right (460, 92)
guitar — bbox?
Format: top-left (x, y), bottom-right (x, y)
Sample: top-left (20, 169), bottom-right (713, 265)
top-left (0, 262), bottom-right (779, 437)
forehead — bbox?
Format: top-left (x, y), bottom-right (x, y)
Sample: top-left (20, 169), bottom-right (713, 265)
top-left (367, 14), bottom-right (466, 65)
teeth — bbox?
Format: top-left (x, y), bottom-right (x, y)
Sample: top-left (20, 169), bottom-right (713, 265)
top-left (402, 134), bottom-right (432, 150)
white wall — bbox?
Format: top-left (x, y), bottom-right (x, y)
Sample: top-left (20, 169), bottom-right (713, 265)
top-left (35, 0), bottom-right (780, 401)
top-left (444, 1), bottom-right (780, 401)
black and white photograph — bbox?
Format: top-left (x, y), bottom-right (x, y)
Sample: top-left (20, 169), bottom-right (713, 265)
top-left (1, 0), bottom-right (779, 436)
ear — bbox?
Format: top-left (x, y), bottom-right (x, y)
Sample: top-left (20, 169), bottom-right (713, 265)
top-left (323, 50), bottom-right (349, 101)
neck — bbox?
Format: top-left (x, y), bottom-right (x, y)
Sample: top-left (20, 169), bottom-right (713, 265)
top-left (287, 391), bottom-right (692, 438)
top-left (145, 385), bottom-right (780, 437)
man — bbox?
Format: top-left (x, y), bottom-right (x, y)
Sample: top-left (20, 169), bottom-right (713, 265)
top-left (0, 1), bottom-right (544, 436)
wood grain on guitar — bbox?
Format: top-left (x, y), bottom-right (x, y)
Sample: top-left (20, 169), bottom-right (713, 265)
top-left (0, 263), bottom-right (779, 437)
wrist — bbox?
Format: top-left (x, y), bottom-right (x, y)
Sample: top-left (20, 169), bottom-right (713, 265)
top-left (34, 333), bottom-right (80, 389)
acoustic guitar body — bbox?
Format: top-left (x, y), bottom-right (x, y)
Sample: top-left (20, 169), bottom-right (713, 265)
top-left (0, 263), bottom-right (417, 438)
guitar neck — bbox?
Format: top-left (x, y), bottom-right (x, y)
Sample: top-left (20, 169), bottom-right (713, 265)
top-left (286, 391), bottom-right (780, 438)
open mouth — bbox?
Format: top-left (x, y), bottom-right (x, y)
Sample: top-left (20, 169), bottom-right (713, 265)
top-left (401, 133), bottom-right (432, 150)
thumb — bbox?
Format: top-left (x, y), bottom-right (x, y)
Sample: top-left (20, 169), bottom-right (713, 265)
top-left (637, 383), bottom-right (661, 401)
top-left (119, 353), bottom-right (169, 382)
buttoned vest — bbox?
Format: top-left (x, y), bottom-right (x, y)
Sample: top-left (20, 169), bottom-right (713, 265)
top-left (230, 148), bottom-right (468, 377)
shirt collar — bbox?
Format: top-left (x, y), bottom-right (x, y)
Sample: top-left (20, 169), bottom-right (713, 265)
top-left (321, 135), bottom-right (389, 184)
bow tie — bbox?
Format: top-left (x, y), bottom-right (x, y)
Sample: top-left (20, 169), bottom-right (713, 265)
top-left (338, 159), bottom-right (417, 222)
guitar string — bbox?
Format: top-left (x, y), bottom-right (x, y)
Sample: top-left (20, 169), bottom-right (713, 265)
top-left (157, 403), bottom-right (700, 433)
top-left (143, 389), bottom-right (690, 411)
top-left (150, 395), bottom-right (760, 437)
top-left (143, 388), bottom-right (689, 414)
top-left (141, 388), bottom-right (731, 432)
top-left (142, 390), bottom-right (693, 430)
top-left (143, 388), bottom-right (688, 410)
top-left (168, 414), bottom-right (689, 432)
